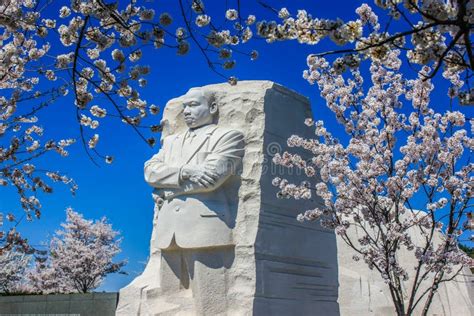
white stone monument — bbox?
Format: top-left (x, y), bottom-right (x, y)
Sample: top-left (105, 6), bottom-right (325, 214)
top-left (117, 80), bottom-right (474, 316)
top-left (116, 81), bottom-right (340, 315)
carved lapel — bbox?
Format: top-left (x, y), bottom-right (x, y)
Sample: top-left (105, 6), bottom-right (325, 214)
top-left (182, 125), bottom-right (218, 164)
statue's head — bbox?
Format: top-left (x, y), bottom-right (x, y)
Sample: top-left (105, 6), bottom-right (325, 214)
top-left (182, 87), bottom-right (217, 129)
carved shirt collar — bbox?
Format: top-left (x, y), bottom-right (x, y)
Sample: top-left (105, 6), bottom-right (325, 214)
top-left (186, 123), bottom-right (216, 138)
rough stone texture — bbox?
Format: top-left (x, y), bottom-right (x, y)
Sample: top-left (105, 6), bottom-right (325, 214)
top-left (338, 211), bottom-right (474, 316)
top-left (0, 292), bottom-right (118, 315)
top-left (116, 81), bottom-right (340, 315)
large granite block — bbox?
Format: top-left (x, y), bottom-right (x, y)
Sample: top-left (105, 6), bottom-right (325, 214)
top-left (117, 81), bottom-right (339, 315)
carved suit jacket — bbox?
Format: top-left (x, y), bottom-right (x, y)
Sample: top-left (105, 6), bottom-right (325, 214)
top-left (144, 124), bottom-right (244, 249)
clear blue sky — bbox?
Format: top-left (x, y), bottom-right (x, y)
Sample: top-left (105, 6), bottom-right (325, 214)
top-left (1, 0), bottom-right (472, 292)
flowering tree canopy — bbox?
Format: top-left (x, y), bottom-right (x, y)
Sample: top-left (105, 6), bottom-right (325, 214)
top-left (262, 2), bottom-right (474, 314)
top-left (0, 247), bottom-right (32, 294)
top-left (274, 53), bottom-right (473, 314)
top-left (29, 208), bottom-right (125, 294)
top-left (255, 1), bottom-right (473, 104)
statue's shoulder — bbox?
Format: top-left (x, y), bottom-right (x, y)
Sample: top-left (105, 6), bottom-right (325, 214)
top-left (209, 127), bottom-right (244, 150)
top-left (161, 133), bottom-right (180, 146)
top-left (211, 126), bottom-right (244, 139)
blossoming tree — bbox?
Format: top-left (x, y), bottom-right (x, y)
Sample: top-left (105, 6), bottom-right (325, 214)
top-left (0, 247), bottom-right (32, 294)
top-left (266, 2), bottom-right (474, 315)
top-left (273, 54), bottom-right (473, 315)
top-left (29, 208), bottom-right (126, 293)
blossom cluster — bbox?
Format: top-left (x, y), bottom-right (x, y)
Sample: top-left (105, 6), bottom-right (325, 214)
top-left (273, 49), bottom-right (473, 314)
top-left (0, 247), bottom-right (31, 294)
top-left (252, 2), bottom-right (473, 102)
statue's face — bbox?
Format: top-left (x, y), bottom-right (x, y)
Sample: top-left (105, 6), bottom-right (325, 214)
top-left (182, 89), bottom-right (216, 129)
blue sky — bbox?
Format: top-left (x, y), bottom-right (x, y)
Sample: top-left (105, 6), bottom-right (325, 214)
top-left (1, 0), bottom-right (473, 292)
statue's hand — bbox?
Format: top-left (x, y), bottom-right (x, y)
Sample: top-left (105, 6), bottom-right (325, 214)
top-left (151, 190), bottom-right (165, 208)
top-left (181, 165), bottom-right (219, 188)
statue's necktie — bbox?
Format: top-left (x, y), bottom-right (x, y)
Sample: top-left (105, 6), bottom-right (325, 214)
top-left (186, 130), bottom-right (196, 145)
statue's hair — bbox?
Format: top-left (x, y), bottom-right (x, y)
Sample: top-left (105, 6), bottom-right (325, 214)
top-left (185, 87), bottom-right (216, 106)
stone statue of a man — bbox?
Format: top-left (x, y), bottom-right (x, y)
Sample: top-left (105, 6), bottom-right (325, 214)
top-left (143, 87), bottom-right (244, 314)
